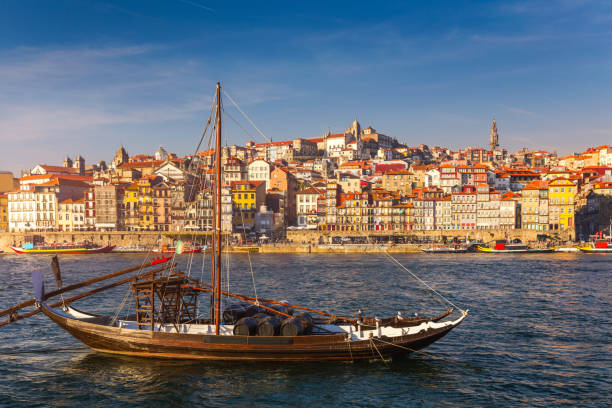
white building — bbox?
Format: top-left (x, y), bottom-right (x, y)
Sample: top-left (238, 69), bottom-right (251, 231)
top-left (247, 159), bottom-right (272, 191)
top-left (296, 187), bottom-right (323, 228)
top-left (57, 198), bottom-right (85, 231)
top-left (8, 177), bottom-right (90, 232)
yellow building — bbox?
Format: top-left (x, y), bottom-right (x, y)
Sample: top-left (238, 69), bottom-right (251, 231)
top-left (124, 182), bottom-right (139, 230)
top-left (231, 180), bottom-right (265, 230)
top-left (0, 193), bottom-right (8, 232)
top-left (548, 178), bottom-right (577, 231)
top-left (137, 177), bottom-right (155, 230)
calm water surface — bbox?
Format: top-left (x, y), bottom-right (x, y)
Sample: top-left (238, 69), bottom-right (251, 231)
top-left (0, 252), bottom-right (610, 407)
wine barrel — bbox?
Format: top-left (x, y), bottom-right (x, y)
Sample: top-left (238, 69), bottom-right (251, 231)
top-left (257, 316), bottom-right (281, 336)
top-left (233, 317), bottom-right (258, 336)
top-left (259, 303), bottom-right (289, 319)
top-left (294, 312), bottom-right (313, 334)
top-left (223, 303), bottom-right (248, 324)
top-left (280, 317), bottom-right (304, 336)
top-left (244, 304), bottom-right (267, 317)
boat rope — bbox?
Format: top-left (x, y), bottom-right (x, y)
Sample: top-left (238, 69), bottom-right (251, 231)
top-left (225, 234), bottom-right (231, 306)
top-left (369, 337), bottom-right (389, 366)
top-left (110, 244), bottom-right (159, 325)
top-left (347, 338), bottom-right (354, 363)
top-left (239, 207), bottom-right (259, 305)
top-left (383, 251), bottom-right (465, 313)
top-left (222, 88), bottom-right (271, 143)
top-left (223, 108), bottom-right (256, 140)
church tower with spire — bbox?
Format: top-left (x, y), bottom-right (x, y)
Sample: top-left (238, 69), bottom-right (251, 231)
top-left (112, 145), bottom-right (129, 169)
top-left (489, 119), bottom-right (499, 151)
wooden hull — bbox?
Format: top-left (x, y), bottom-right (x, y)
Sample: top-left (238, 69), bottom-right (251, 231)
top-left (10, 245), bottom-right (115, 254)
top-left (39, 304), bottom-right (466, 362)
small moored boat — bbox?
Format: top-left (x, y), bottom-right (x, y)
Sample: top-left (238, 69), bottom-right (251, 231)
top-left (577, 240), bottom-right (612, 253)
top-left (477, 239), bottom-right (553, 254)
top-left (10, 243), bottom-right (115, 255)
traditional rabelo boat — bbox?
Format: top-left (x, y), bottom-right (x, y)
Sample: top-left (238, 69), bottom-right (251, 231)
top-left (477, 239), bottom-right (553, 254)
top-left (3, 83), bottom-right (467, 362)
top-left (10, 243), bottom-right (115, 255)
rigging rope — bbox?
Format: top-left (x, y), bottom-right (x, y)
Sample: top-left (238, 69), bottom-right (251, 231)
top-left (382, 251), bottom-right (464, 313)
top-left (222, 88), bottom-right (271, 142)
top-left (239, 207), bottom-right (259, 304)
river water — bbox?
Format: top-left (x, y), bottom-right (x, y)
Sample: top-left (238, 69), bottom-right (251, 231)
top-left (0, 252), bottom-right (609, 407)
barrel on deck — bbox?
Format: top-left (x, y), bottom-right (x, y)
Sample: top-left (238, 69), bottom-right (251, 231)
top-left (294, 312), bottom-right (313, 334)
top-left (223, 303), bottom-right (248, 324)
top-left (257, 316), bottom-right (282, 336)
top-left (280, 317), bottom-right (304, 336)
top-left (233, 317), bottom-right (258, 336)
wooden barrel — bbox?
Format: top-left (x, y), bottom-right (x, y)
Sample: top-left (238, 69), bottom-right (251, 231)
top-left (280, 317), bottom-right (304, 336)
top-left (233, 317), bottom-right (258, 336)
top-left (223, 303), bottom-right (248, 324)
top-left (257, 316), bottom-right (281, 336)
top-left (294, 311), bottom-right (313, 334)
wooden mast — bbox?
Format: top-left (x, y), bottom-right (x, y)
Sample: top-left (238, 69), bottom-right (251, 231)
top-left (214, 82), bottom-right (222, 335)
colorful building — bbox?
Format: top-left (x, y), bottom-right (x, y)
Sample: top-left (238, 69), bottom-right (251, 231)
top-left (521, 180), bottom-right (549, 231)
top-left (231, 180), bottom-right (266, 230)
top-left (123, 182), bottom-right (139, 230)
top-left (548, 178), bottom-right (577, 231)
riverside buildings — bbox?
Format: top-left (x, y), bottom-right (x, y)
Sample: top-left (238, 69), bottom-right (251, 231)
top-left (4, 122), bottom-right (611, 240)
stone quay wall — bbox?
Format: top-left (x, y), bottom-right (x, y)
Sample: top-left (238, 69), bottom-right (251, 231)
top-left (0, 228), bottom-right (571, 253)
top-left (285, 228), bottom-right (570, 245)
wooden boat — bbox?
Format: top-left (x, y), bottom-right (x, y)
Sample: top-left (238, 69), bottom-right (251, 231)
top-left (10, 244), bottom-right (115, 254)
top-left (421, 246), bottom-right (468, 253)
top-left (476, 239), bottom-right (553, 254)
top-left (552, 247), bottom-right (580, 253)
top-left (25, 83), bottom-right (467, 362)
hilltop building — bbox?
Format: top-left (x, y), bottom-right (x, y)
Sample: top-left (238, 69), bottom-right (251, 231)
top-left (490, 120), bottom-right (499, 151)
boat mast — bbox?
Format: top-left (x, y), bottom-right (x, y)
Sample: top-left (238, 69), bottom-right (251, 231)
top-left (214, 82), bottom-right (222, 335)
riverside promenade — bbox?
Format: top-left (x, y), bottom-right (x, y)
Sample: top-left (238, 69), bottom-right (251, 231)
top-left (0, 228), bottom-right (559, 254)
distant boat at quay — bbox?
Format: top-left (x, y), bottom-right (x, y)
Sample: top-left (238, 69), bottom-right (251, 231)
top-left (152, 245), bottom-right (202, 254)
top-left (577, 239), bottom-right (612, 253)
top-left (421, 245), bottom-right (468, 253)
top-left (552, 247), bottom-right (580, 252)
top-left (476, 239), bottom-right (553, 254)
top-left (10, 243), bottom-right (115, 255)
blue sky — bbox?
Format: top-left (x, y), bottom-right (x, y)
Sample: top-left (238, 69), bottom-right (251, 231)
top-left (1, 0), bottom-right (611, 174)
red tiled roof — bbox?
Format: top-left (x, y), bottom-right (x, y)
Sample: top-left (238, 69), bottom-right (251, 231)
top-left (297, 187), bottom-right (324, 195)
top-left (37, 165), bottom-right (80, 174)
top-left (524, 180), bottom-right (549, 190)
top-left (118, 160), bottom-right (164, 169)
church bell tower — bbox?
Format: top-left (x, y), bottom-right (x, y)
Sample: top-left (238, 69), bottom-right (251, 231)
top-left (489, 120), bottom-right (499, 151)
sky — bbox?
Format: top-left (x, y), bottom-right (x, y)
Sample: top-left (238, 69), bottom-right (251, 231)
top-left (1, 0), bottom-right (611, 174)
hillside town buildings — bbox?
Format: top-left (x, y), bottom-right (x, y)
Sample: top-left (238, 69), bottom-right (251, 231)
top-left (2, 120), bottom-right (611, 241)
